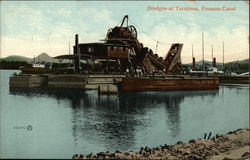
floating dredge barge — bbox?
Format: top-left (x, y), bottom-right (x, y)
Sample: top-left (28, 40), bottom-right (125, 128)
top-left (10, 15), bottom-right (219, 93)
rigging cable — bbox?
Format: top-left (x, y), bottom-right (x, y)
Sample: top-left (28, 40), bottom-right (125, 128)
top-left (128, 19), bottom-right (173, 46)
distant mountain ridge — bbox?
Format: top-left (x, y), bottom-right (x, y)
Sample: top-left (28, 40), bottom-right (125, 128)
top-left (0, 53), bottom-right (59, 63)
top-left (0, 53), bottom-right (249, 65)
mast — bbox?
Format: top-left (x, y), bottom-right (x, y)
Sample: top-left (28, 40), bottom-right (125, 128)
top-left (69, 42), bottom-right (71, 54)
top-left (211, 44), bottom-right (213, 62)
top-left (69, 42), bottom-right (71, 63)
top-left (32, 36), bottom-right (35, 63)
top-left (192, 44), bottom-right (196, 70)
top-left (202, 32), bottom-right (204, 71)
top-left (223, 41), bottom-right (224, 70)
top-left (192, 44), bottom-right (194, 58)
top-left (155, 41), bottom-right (159, 54)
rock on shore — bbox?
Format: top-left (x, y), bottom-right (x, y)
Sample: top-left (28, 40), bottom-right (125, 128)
top-left (73, 128), bottom-right (250, 160)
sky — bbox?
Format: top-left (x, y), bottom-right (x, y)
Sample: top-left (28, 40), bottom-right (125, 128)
top-left (0, 0), bottom-right (249, 63)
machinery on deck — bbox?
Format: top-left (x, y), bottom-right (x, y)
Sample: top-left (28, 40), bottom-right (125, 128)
top-left (55, 15), bottom-right (183, 75)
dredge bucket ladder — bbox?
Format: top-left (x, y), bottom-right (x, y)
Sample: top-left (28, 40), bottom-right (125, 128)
top-left (164, 44), bottom-right (183, 73)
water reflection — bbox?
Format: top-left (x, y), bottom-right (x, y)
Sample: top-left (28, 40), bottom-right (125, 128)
top-left (118, 91), bottom-right (218, 137)
top-left (9, 88), bottom-right (219, 152)
top-left (221, 84), bottom-right (249, 96)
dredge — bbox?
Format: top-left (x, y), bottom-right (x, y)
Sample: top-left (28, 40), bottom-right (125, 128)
top-left (54, 15), bottom-right (183, 75)
top-left (10, 15), bottom-right (219, 93)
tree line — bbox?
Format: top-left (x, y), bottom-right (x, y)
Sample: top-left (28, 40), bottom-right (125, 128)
top-left (0, 60), bottom-right (28, 69)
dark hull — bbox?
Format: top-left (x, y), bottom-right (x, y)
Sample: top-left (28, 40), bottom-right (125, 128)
top-left (20, 68), bottom-right (62, 74)
top-left (120, 77), bottom-right (219, 91)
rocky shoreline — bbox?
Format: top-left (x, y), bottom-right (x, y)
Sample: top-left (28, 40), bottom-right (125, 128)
top-left (73, 128), bottom-right (250, 160)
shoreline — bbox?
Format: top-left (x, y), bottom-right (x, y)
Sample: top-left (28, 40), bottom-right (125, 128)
top-left (73, 128), bottom-right (250, 160)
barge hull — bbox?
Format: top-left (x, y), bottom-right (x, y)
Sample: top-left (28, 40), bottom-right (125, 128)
top-left (9, 75), bottom-right (46, 88)
top-left (120, 77), bottom-right (219, 91)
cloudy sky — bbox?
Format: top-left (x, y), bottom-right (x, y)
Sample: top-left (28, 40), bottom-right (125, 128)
top-left (0, 1), bottom-right (249, 63)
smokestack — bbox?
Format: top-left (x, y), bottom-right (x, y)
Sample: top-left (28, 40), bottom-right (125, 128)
top-left (74, 34), bottom-right (80, 73)
top-left (213, 57), bottom-right (216, 67)
top-left (192, 57), bottom-right (196, 70)
top-left (75, 34), bottom-right (79, 54)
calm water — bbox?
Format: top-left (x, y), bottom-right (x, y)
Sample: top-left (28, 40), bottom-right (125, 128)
top-left (0, 70), bottom-right (249, 158)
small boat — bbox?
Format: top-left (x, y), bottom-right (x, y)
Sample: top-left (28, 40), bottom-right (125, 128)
top-left (19, 62), bottom-right (54, 74)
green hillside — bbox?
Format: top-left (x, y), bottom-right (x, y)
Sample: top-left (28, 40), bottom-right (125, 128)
top-left (0, 55), bottom-right (31, 62)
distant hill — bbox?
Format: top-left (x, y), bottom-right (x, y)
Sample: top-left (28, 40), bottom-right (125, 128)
top-left (0, 55), bottom-right (32, 62)
top-left (0, 52), bottom-right (59, 63)
top-left (185, 58), bottom-right (249, 65)
top-left (228, 58), bottom-right (249, 65)
top-left (33, 52), bottom-right (58, 63)
top-left (186, 60), bottom-right (222, 66)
